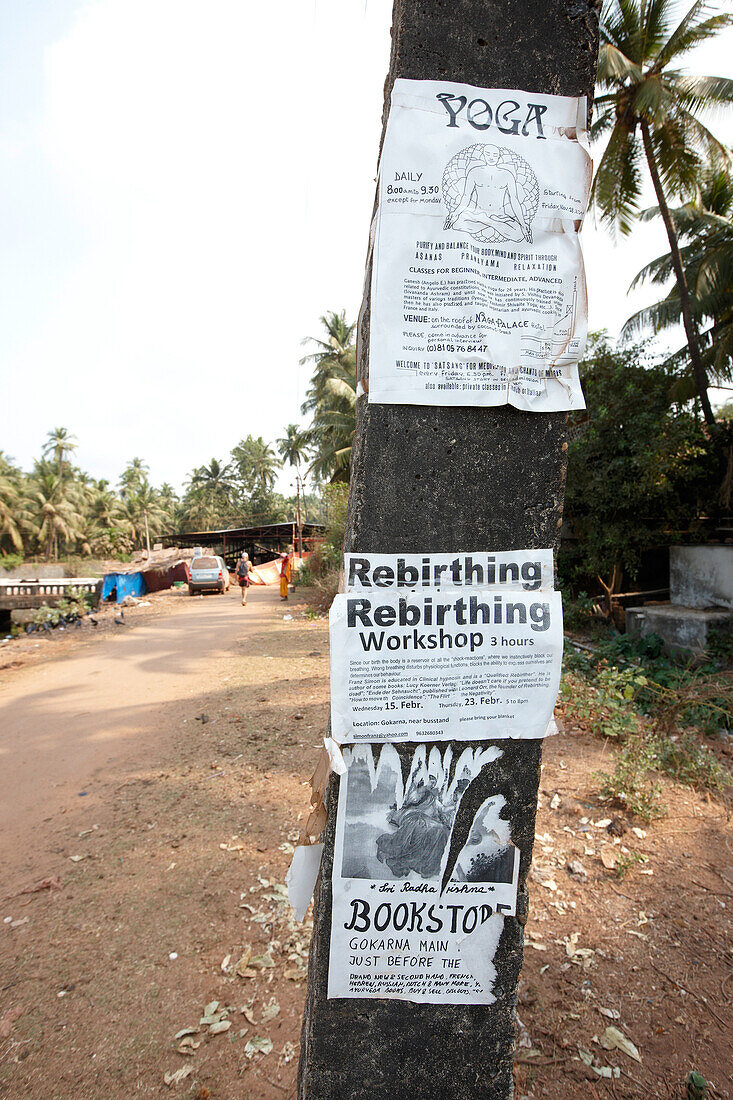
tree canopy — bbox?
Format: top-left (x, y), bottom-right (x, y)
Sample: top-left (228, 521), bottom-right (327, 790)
top-left (592, 0), bottom-right (733, 423)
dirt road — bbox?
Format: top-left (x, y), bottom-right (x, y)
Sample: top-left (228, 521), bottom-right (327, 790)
top-left (0, 584), bottom-right (329, 1099)
top-left (0, 585), bottom-right (730, 1099)
top-left (0, 586), bottom-right (291, 886)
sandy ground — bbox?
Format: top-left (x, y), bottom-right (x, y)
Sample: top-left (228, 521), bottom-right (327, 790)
top-left (0, 585), bottom-right (730, 1099)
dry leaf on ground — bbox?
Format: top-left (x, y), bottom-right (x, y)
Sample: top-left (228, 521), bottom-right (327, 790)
top-left (245, 1036), bottom-right (274, 1058)
top-left (208, 1020), bottom-right (231, 1036)
top-left (164, 1065), bottom-right (193, 1086)
top-left (600, 1025), bottom-right (642, 1063)
top-left (261, 997), bottom-right (280, 1023)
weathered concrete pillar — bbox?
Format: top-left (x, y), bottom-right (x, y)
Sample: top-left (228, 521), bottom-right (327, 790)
top-left (298, 3), bottom-right (598, 1097)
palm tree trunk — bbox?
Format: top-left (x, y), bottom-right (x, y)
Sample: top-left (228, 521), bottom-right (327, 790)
top-left (640, 121), bottom-right (715, 426)
top-left (144, 509), bottom-right (150, 555)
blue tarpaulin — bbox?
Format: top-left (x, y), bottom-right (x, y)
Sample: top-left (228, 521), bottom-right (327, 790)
top-left (101, 572), bottom-right (146, 603)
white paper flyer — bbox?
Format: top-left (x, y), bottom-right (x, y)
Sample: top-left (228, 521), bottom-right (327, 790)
top-left (368, 78), bottom-right (592, 410)
top-left (328, 744), bottom-right (518, 1003)
top-left (329, 586), bottom-right (563, 743)
top-left (344, 549), bottom-right (555, 593)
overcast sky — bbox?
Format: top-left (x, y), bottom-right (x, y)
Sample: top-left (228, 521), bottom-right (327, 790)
top-left (1, 0), bottom-right (731, 494)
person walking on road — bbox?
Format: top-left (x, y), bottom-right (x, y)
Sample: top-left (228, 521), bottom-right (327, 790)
top-left (279, 552), bottom-right (292, 600)
top-left (236, 552), bottom-right (250, 606)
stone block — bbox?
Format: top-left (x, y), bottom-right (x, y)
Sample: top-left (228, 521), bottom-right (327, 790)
top-left (670, 546), bottom-right (733, 609)
top-left (626, 603), bottom-right (733, 654)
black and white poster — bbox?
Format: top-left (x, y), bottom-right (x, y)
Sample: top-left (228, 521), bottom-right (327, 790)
top-left (329, 551), bottom-right (563, 744)
top-left (368, 79), bottom-right (592, 410)
top-left (328, 744), bottom-right (518, 1004)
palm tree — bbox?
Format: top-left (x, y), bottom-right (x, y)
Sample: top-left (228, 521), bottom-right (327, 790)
top-left (177, 486), bottom-right (227, 531)
top-left (119, 457), bottom-right (150, 500)
top-left (301, 312), bottom-right (357, 483)
top-left (121, 484), bottom-right (168, 553)
top-left (157, 483), bottom-right (179, 529)
top-left (300, 310), bottom-right (356, 412)
top-left (29, 463), bottom-right (85, 561)
top-left (592, 0), bottom-right (733, 424)
top-left (625, 164), bottom-right (733, 391)
top-left (42, 427), bottom-right (77, 480)
top-left (277, 425), bottom-right (312, 557)
top-left (190, 458), bottom-right (237, 499)
top-left (276, 424), bottom-right (311, 471)
top-left (0, 453), bottom-right (28, 553)
top-left (82, 480), bottom-right (133, 557)
top-left (231, 436), bottom-right (282, 494)
top-left (307, 378), bottom-right (356, 483)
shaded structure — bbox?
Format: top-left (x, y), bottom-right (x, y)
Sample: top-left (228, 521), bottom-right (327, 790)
top-left (161, 521), bottom-right (325, 568)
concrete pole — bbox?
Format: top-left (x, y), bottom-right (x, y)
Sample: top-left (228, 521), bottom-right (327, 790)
top-left (298, 3), bottom-right (598, 1097)
top-left (297, 475), bottom-right (304, 560)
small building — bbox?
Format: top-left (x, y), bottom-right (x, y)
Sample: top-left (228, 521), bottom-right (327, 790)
top-left (160, 521), bottom-right (326, 570)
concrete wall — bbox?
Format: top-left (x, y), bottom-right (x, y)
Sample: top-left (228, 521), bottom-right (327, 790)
top-left (670, 546), bottom-right (733, 609)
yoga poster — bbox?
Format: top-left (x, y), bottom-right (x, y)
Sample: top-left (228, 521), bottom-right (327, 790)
top-left (368, 78), bottom-right (592, 410)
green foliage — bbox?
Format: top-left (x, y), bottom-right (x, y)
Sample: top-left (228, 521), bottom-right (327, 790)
top-left (686, 1070), bottom-right (708, 1099)
top-left (29, 589), bottom-right (91, 629)
top-left (596, 732), bottom-right (667, 821)
top-left (0, 552), bottom-right (24, 572)
top-left (563, 591), bottom-right (596, 631)
top-left (566, 624), bottom-right (731, 819)
top-left (322, 483), bottom-right (349, 554)
top-left (593, 0), bottom-right (733, 234)
top-left (301, 311), bottom-right (356, 484)
top-left (561, 334), bottom-right (721, 595)
top-left (613, 850), bottom-right (649, 878)
top-left (597, 725), bottom-right (729, 821)
top-left (627, 166), bottom-right (733, 387)
top-left (593, 0), bottom-right (733, 419)
top-left (707, 623), bottom-right (733, 665)
top-left (296, 483), bottom-right (349, 615)
top-left (562, 661), bottom-right (646, 739)
top-left (565, 628), bottom-right (732, 736)
top-left (654, 733), bottom-right (728, 791)
top-left (277, 425), bottom-right (311, 471)
top-left (230, 437), bottom-right (282, 495)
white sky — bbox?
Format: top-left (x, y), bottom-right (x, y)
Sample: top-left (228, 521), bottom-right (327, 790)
top-left (1, 0), bottom-right (731, 495)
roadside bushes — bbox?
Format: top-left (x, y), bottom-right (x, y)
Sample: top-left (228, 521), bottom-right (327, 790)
top-left (23, 589), bottom-right (95, 634)
top-left (562, 630), bottom-right (731, 820)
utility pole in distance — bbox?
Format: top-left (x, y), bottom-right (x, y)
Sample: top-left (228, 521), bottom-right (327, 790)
top-left (298, 2), bottom-right (599, 1097)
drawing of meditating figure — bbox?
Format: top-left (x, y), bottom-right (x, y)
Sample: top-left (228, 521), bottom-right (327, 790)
top-left (376, 773), bottom-right (452, 878)
top-left (444, 146), bottom-right (532, 243)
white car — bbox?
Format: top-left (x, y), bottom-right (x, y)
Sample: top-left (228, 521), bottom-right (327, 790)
top-left (188, 555), bottom-right (230, 595)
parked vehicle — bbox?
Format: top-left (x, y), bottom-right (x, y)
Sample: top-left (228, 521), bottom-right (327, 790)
top-left (188, 555), bottom-right (230, 595)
